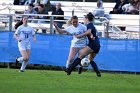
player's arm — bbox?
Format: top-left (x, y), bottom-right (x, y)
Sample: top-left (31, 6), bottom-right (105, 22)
top-left (75, 29), bottom-right (95, 40)
top-left (75, 29), bottom-right (91, 38)
top-left (14, 28), bottom-right (22, 42)
top-left (14, 34), bottom-right (22, 42)
top-left (31, 27), bottom-right (36, 43)
top-left (33, 35), bottom-right (36, 43)
top-left (53, 22), bottom-right (66, 34)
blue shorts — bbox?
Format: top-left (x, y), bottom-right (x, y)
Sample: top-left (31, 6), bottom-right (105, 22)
top-left (87, 37), bottom-right (100, 53)
top-left (87, 43), bottom-right (100, 53)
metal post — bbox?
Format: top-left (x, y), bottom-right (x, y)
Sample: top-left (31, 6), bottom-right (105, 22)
top-left (50, 16), bottom-right (54, 34)
top-left (105, 21), bottom-right (109, 38)
top-left (9, 15), bottom-right (13, 31)
top-left (101, 17), bottom-right (110, 38)
top-left (7, 62), bottom-right (10, 69)
top-left (72, 9), bottom-right (74, 16)
top-left (102, 23), bottom-right (105, 37)
top-left (139, 6), bottom-right (140, 39)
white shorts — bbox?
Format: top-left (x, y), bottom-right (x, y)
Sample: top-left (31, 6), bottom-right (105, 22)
top-left (71, 38), bottom-right (87, 48)
top-left (70, 41), bottom-right (86, 48)
top-left (18, 41), bottom-right (31, 50)
top-left (70, 43), bottom-right (86, 48)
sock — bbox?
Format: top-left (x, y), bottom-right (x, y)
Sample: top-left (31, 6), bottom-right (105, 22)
top-left (66, 60), bottom-right (73, 68)
top-left (17, 57), bottom-right (23, 62)
top-left (20, 61), bottom-right (28, 71)
top-left (66, 61), bottom-right (70, 68)
top-left (68, 58), bottom-right (81, 71)
top-left (20, 61), bottom-right (25, 71)
top-left (78, 66), bottom-right (83, 74)
top-left (23, 62), bottom-right (28, 70)
top-left (90, 61), bottom-right (100, 74)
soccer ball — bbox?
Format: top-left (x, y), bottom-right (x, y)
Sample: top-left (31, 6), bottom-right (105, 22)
top-left (81, 58), bottom-right (90, 67)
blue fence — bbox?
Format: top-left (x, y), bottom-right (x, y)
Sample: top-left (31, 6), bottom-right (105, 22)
top-left (0, 32), bottom-right (140, 72)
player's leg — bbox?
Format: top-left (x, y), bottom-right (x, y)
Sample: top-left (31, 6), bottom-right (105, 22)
top-left (66, 46), bottom-right (91, 75)
top-left (16, 42), bottom-right (26, 63)
top-left (19, 50), bottom-right (29, 72)
top-left (21, 49), bottom-right (30, 71)
top-left (78, 66), bottom-right (83, 74)
top-left (77, 47), bottom-right (88, 74)
top-left (66, 47), bottom-right (80, 68)
top-left (89, 52), bottom-right (101, 77)
top-left (16, 57), bottom-right (23, 62)
top-left (20, 42), bottom-right (31, 71)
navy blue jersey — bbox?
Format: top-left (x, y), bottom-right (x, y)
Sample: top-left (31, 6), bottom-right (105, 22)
top-left (87, 23), bottom-right (97, 41)
top-left (86, 23), bottom-right (100, 53)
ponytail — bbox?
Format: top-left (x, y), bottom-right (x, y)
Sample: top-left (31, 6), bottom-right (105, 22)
top-left (14, 21), bottom-right (23, 29)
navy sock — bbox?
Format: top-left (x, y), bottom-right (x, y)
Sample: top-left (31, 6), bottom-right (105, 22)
top-left (68, 58), bottom-right (81, 71)
top-left (90, 61), bottom-right (100, 74)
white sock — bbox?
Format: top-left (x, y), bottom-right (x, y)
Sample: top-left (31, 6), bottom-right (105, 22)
top-left (20, 61), bottom-right (25, 71)
top-left (66, 60), bottom-right (72, 68)
top-left (23, 62), bottom-right (28, 70)
top-left (17, 57), bottom-right (23, 62)
top-left (20, 61), bottom-right (28, 71)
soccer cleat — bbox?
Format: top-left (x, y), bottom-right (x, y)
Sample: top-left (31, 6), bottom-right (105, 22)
top-left (97, 73), bottom-right (101, 77)
top-left (16, 57), bottom-right (19, 64)
top-left (78, 66), bottom-right (83, 74)
top-left (64, 69), bottom-right (71, 75)
top-left (90, 61), bottom-right (101, 77)
top-left (63, 68), bottom-right (67, 73)
top-left (15, 57), bottom-right (19, 67)
top-left (19, 70), bottom-right (24, 72)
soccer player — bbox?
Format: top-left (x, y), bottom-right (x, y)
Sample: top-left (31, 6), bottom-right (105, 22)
top-left (65, 13), bottom-right (101, 77)
top-left (14, 16), bottom-right (36, 72)
top-left (54, 16), bottom-right (87, 73)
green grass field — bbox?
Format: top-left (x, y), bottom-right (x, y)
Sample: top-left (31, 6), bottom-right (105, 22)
top-left (0, 68), bottom-right (140, 93)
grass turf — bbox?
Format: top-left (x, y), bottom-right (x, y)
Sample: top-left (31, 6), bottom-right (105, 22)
top-left (0, 68), bottom-right (140, 93)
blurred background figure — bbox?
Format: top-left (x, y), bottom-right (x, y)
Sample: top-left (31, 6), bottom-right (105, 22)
top-left (41, 0), bottom-right (52, 11)
top-left (13, 0), bottom-right (35, 5)
top-left (52, 3), bottom-right (64, 28)
top-left (37, 4), bottom-right (49, 21)
top-left (25, 0), bottom-right (35, 5)
top-left (122, 0), bottom-right (135, 14)
top-left (36, 4), bottom-right (49, 33)
top-left (24, 3), bottom-right (37, 22)
top-left (93, 0), bottom-right (104, 18)
top-left (132, 0), bottom-right (140, 14)
top-left (13, 0), bottom-right (20, 5)
top-left (19, 0), bottom-right (27, 5)
top-left (122, 0), bottom-right (140, 14)
top-left (110, 0), bottom-right (128, 14)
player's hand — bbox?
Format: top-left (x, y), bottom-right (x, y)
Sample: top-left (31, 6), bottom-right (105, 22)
top-left (18, 38), bottom-right (22, 42)
top-left (33, 37), bottom-right (36, 43)
top-left (18, 39), bottom-right (22, 42)
top-left (90, 34), bottom-right (95, 40)
top-left (75, 35), bottom-right (81, 38)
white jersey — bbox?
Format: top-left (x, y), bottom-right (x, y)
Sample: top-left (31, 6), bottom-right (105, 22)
top-left (65, 23), bottom-right (87, 48)
top-left (15, 25), bottom-right (35, 42)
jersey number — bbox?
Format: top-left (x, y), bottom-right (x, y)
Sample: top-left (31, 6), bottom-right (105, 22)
top-left (25, 34), bottom-right (29, 38)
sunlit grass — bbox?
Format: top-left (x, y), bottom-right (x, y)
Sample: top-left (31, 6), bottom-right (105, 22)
top-left (0, 68), bottom-right (140, 93)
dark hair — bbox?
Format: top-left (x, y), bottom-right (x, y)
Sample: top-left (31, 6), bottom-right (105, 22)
top-left (14, 16), bottom-right (28, 29)
top-left (38, 4), bottom-right (44, 8)
top-left (71, 15), bottom-right (78, 20)
top-left (14, 21), bottom-right (23, 29)
top-left (28, 3), bottom-right (34, 7)
top-left (85, 12), bottom-right (94, 21)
